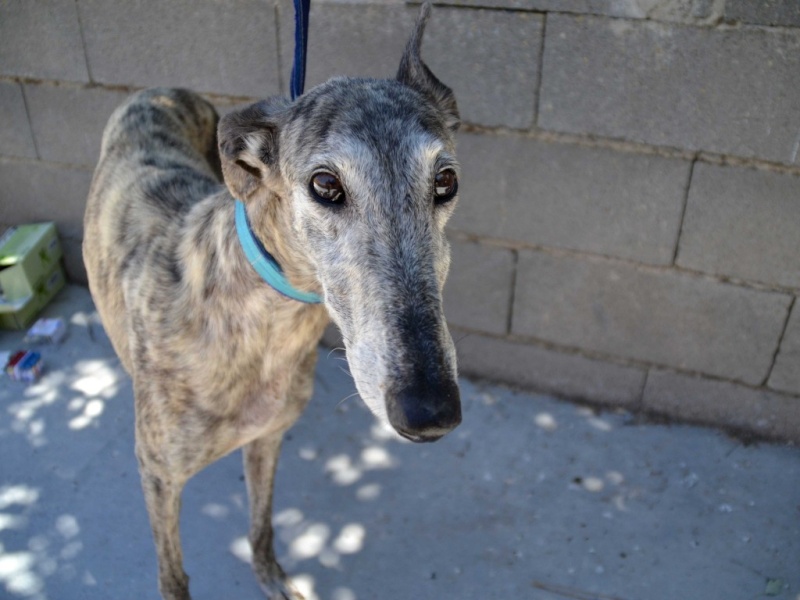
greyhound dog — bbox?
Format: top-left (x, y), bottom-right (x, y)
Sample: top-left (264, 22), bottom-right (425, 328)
top-left (83, 3), bottom-right (461, 598)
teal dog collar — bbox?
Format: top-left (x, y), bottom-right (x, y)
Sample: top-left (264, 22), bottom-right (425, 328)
top-left (235, 200), bottom-right (323, 304)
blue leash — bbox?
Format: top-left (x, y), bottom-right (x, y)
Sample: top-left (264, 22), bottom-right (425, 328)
top-left (290, 0), bottom-right (311, 100)
top-left (234, 0), bottom-right (322, 304)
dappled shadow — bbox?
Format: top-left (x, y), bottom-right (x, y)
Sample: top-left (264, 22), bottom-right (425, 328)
top-left (5, 357), bottom-right (120, 448)
top-left (0, 491), bottom-right (86, 599)
top-left (2, 286), bottom-right (799, 599)
top-left (241, 360), bottom-right (800, 600)
top-left (179, 359), bottom-right (406, 600)
top-left (1, 286), bottom-right (123, 450)
top-left (0, 286), bottom-right (132, 599)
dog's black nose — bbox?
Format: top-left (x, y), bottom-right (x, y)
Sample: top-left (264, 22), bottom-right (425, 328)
top-left (387, 377), bottom-right (462, 443)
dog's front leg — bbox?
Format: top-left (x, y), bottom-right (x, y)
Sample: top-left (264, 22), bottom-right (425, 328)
top-left (134, 383), bottom-right (192, 600)
top-left (137, 456), bottom-right (190, 600)
top-left (244, 432), bottom-right (303, 600)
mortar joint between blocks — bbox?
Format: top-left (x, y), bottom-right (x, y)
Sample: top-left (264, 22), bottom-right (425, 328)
top-left (18, 84), bottom-right (41, 161)
top-left (762, 295), bottom-right (797, 387)
top-left (73, 0), bottom-right (94, 84)
top-left (505, 249), bottom-right (519, 336)
top-left (672, 156), bottom-right (698, 266)
top-left (532, 11), bottom-right (547, 127)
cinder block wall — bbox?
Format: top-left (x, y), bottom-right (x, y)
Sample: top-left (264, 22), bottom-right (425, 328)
top-left (1, 0), bottom-right (799, 441)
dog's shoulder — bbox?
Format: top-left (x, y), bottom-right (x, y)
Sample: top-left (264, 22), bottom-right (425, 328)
top-left (84, 89), bottom-right (228, 363)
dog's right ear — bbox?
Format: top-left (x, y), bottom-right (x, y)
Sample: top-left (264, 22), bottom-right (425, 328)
top-left (217, 98), bottom-right (290, 202)
top-left (397, 2), bottom-right (460, 132)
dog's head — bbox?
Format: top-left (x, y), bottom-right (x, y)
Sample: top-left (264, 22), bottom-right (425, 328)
top-left (218, 3), bottom-right (461, 443)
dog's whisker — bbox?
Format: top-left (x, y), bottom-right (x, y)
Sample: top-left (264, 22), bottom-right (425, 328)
top-left (337, 365), bottom-right (355, 381)
top-left (453, 331), bottom-right (473, 347)
top-left (336, 391), bottom-right (361, 408)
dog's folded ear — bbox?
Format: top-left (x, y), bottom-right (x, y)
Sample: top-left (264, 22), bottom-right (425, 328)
top-left (218, 98), bottom-right (290, 201)
top-left (396, 2), bottom-right (460, 133)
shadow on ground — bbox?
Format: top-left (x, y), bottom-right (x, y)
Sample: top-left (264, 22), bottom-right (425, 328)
top-left (1, 286), bottom-right (798, 600)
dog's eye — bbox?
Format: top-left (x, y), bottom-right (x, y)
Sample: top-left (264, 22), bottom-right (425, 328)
top-left (310, 172), bottom-right (345, 205)
top-left (433, 169), bottom-right (458, 203)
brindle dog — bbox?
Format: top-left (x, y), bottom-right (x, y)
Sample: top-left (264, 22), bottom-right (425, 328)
top-left (83, 3), bottom-right (461, 598)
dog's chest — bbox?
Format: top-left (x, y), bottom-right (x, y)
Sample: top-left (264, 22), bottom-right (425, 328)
top-left (236, 383), bottom-right (307, 438)
top-left (195, 312), bottom-right (323, 436)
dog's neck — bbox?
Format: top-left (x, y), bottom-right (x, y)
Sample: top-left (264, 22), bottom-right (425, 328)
top-left (235, 200), bottom-right (322, 303)
top-left (239, 192), bottom-right (322, 303)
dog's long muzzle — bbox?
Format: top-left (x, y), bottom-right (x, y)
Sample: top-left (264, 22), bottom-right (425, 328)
top-left (382, 282), bottom-right (462, 442)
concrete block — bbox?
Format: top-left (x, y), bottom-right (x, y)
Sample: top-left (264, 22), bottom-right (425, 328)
top-left (78, 0), bottom-right (280, 97)
top-left (677, 164), bottom-right (800, 289)
top-left (539, 15), bottom-right (800, 165)
top-left (25, 84), bottom-right (130, 167)
top-left (0, 160), bottom-right (92, 240)
top-left (60, 236), bottom-right (87, 283)
top-left (0, 0), bottom-right (89, 81)
top-left (433, 0), bottom-right (715, 22)
top-left (286, 3), bottom-right (412, 87)
top-left (450, 133), bottom-right (689, 264)
top-left (0, 82), bottom-right (37, 159)
top-left (512, 251), bottom-right (792, 385)
top-left (298, 4), bottom-right (542, 128)
top-left (769, 303), bottom-right (800, 395)
top-left (211, 98), bottom-right (256, 119)
top-left (443, 240), bottom-right (514, 335)
top-left (630, 0), bottom-right (716, 22)
top-left (644, 370), bottom-right (800, 443)
top-left (452, 329), bottom-right (646, 407)
top-left (424, 8), bottom-right (542, 129)
top-left (725, 0), bottom-right (800, 26)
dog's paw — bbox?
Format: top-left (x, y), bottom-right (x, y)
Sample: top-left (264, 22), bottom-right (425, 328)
top-left (259, 579), bottom-right (306, 600)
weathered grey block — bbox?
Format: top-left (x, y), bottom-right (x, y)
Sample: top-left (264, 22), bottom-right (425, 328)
top-left (289, 4), bottom-right (412, 86)
top-left (434, 0), bottom-right (716, 22)
top-left (644, 370), bottom-right (800, 443)
top-left (444, 241), bottom-right (514, 335)
top-left (769, 304), bottom-right (800, 395)
top-left (0, 82), bottom-right (37, 159)
top-left (625, 0), bottom-right (716, 22)
top-left (25, 84), bottom-right (130, 167)
top-left (299, 4), bottom-right (542, 128)
top-left (450, 133), bottom-right (689, 264)
top-left (0, 160), bottom-right (92, 240)
top-left (0, 0), bottom-right (89, 81)
top-left (433, 0), bottom-right (599, 12)
top-left (725, 0), bottom-right (800, 26)
top-left (61, 236), bottom-right (87, 283)
top-left (677, 164), bottom-right (800, 289)
top-left (424, 8), bottom-right (541, 129)
top-left (452, 329), bottom-right (646, 407)
top-left (539, 15), bottom-right (800, 165)
top-left (513, 251), bottom-right (792, 384)
top-left (211, 99), bottom-right (257, 119)
top-left (78, 0), bottom-right (280, 97)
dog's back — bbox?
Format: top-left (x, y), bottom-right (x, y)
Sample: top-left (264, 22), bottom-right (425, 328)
top-left (83, 88), bottom-right (221, 372)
